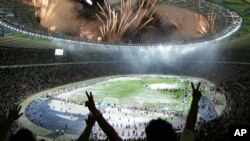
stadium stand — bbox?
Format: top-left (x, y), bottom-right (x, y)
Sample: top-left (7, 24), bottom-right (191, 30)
top-left (0, 47), bottom-right (121, 66)
top-left (0, 0), bottom-right (250, 141)
top-left (0, 61), bottom-right (250, 140)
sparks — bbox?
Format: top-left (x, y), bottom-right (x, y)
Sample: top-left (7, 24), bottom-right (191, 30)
top-left (96, 0), bottom-right (158, 43)
top-left (33, 0), bottom-right (60, 25)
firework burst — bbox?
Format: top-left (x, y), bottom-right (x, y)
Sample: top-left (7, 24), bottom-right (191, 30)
top-left (195, 13), bottom-right (209, 36)
top-left (33, 0), bottom-right (60, 25)
top-left (96, 0), bottom-right (158, 43)
top-left (207, 9), bottom-right (217, 34)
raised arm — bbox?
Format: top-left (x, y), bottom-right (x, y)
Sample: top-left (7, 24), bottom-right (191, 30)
top-left (185, 82), bottom-right (202, 131)
top-left (77, 113), bottom-right (96, 141)
top-left (180, 82), bottom-right (202, 141)
top-left (0, 104), bottom-right (23, 141)
top-left (85, 91), bottom-right (123, 141)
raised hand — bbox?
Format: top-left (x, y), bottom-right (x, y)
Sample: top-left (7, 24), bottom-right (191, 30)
top-left (181, 82), bottom-right (203, 133)
top-left (191, 82), bottom-right (202, 102)
top-left (85, 91), bottom-right (97, 113)
top-left (85, 91), bottom-right (123, 141)
top-left (77, 109), bottom-right (97, 141)
top-left (85, 113), bottom-right (96, 127)
top-left (0, 104), bottom-right (23, 141)
top-left (0, 105), bottom-right (7, 121)
top-left (7, 104), bottom-right (23, 123)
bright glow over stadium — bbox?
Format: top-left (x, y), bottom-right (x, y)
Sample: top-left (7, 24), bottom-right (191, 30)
top-left (0, 0), bottom-right (242, 49)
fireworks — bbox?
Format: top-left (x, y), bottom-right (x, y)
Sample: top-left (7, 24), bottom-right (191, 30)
top-left (20, 0), bottom-right (223, 44)
top-left (48, 25), bottom-right (57, 36)
top-left (79, 22), bottom-right (94, 40)
top-left (33, 0), bottom-right (60, 26)
top-left (207, 9), bottom-right (217, 34)
top-left (195, 13), bottom-right (209, 36)
top-left (96, 0), bottom-right (158, 43)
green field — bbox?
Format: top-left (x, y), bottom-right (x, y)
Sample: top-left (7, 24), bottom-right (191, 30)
top-left (18, 75), bottom-right (225, 133)
top-left (58, 76), bottom-right (202, 113)
top-left (53, 75), bottom-right (222, 119)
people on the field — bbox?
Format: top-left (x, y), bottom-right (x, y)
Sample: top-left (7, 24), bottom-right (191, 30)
top-left (84, 82), bottom-right (202, 141)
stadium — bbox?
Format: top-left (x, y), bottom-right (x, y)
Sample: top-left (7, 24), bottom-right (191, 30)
top-left (0, 0), bottom-right (250, 141)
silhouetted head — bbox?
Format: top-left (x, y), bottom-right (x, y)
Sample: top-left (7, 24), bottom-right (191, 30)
top-left (145, 118), bottom-right (177, 141)
top-left (9, 128), bottom-right (36, 141)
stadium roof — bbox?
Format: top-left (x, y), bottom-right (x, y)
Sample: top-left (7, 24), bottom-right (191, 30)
top-left (0, 0), bottom-right (248, 50)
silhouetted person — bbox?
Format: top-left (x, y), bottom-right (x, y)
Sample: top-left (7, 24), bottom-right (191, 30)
top-left (8, 129), bottom-right (36, 141)
top-left (77, 114), bottom-right (96, 141)
top-left (84, 82), bottom-right (202, 141)
top-left (145, 118), bottom-right (177, 141)
top-left (0, 104), bottom-right (23, 141)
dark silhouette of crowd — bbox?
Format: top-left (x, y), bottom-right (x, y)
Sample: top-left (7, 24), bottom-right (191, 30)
top-left (0, 62), bottom-right (249, 141)
top-left (0, 82), bottom-right (202, 141)
top-left (81, 83), bottom-right (201, 141)
top-left (0, 46), bottom-right (250, 141)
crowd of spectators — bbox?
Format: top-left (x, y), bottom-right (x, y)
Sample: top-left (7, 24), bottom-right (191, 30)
top-left (0, 51), bottom-right (250, 140)
top-left (1, 81), bottom-right (201, 141)
top-left (1, 47), bottom-right (250, 66)
top-left (1, 62), bottom-right (250, 140)
top-left (0, 47), bottom-right (120, 65)
top-left (0, 63), bottom-right (129, 109)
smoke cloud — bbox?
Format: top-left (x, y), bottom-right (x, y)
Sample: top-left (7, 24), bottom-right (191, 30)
top-left (119, 41), bottom-right (222, 73)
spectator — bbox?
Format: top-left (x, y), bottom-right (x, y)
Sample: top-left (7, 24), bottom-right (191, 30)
top-left (0, 104), bottom-right (23, 141)
top-left (77, 114), bottom-right (96, 141)
top-left (8, 129), bottom-right (36, 141)
top-left (84, 82), bottom-right (202, 141)
top-left (145, 118), bottom-right (177, 141)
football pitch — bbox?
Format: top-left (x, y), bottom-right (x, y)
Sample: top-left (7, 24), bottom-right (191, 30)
top-left (18, 75), bottom-right (225, 139)
top-left (56, 75), bottom-right (206, 114)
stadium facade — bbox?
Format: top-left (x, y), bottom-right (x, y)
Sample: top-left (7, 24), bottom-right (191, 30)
top-left (0, 0), bottom-right (242, 49)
